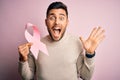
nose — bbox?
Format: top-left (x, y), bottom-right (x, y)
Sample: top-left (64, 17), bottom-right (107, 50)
top-left (55, 18), bottom-right (59, 25)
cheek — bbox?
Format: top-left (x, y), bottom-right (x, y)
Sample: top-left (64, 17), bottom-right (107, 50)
top-left (62, 21), bottom-right (68, 29)
top-left (47, 21), bottom-right (54, 28)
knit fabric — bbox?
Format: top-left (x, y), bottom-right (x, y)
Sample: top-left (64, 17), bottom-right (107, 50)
top-left (19, 33), bottom-right (95, 80)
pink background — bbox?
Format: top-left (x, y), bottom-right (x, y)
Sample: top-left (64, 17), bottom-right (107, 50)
top-left (0, 0), bottom-right (120, 80)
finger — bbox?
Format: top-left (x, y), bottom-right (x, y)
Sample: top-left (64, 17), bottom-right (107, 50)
top-left (94, 27), bottom-right (104, 38)
top-left (18, 43), bottom-right (31, 53)
top-left (19, 47), bottom-right (29, 57)
top-left (18, 45), bottom-right (27, 51)
top-left (95, 29), bottom-right (105, 40)
top-left (18, 47), bottom-right (28, 55)
top-left (93, 27), bottom-right (102, 38)
top-left (96, 34), bottom-right (105, 44)
top-left (18, 42), bottom-right (33, 49)
top-left (19, 46), bottom-right (28, 52)
top-left (26, 42), bottom-right (33, 48)
top-left (80, 36), bottom-right (85, 45)
top-left (18, 43), bottom-right (27, 49)
top-left (89, 27), bottom-right (97, 39)
top-left (22, 49), bottom-right (29, 55)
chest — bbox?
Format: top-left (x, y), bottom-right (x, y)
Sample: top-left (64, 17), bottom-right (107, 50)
top-left (37, 41), bottom-right (81, 68)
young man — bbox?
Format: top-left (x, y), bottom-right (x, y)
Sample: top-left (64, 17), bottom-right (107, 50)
top-left (18, 2), bottom-right (105, 80)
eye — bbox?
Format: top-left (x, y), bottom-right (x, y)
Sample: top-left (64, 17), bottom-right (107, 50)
top-left (59, 17), bottom-right (65, 21)
top-left (49, 16), bottom-right (55, 21)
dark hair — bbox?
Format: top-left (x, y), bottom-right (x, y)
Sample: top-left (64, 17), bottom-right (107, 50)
top-left (46, 1), bottom-right (68, 17)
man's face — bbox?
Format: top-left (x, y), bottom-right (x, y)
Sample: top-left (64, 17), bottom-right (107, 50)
top-left (45, 9), bottom-right (68, 41)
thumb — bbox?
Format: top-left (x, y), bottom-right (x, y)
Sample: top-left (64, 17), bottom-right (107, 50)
top-left (80, 36), bottom-right (85, 44)
top-left (26, 42), bottom-right (33, 47)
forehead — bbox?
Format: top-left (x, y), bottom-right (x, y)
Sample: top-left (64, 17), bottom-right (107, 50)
top-left (48, 9), bottom-right (67, 16)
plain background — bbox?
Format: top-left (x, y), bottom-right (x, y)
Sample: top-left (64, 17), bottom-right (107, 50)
top-left (0, 0), bottom-right (120, 80)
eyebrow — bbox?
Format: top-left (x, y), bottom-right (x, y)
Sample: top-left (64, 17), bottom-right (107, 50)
top-left (49, 13), bottom-right (66, 16)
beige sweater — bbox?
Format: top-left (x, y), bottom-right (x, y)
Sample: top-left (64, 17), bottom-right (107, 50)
top-left (19, 33), bottom-right (95, 80)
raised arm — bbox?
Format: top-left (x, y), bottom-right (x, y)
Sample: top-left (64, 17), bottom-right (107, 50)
top-left (18, 43), bottom-right (36, 80)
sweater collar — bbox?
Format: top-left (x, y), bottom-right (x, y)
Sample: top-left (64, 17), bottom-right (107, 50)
top-left (47, 32), bottom-right (68, 44)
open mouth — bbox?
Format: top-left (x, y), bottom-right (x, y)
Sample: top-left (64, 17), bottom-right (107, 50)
top-left (52, 27), bottom-right (61, 38)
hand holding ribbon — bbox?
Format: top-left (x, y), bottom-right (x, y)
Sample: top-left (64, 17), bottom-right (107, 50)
top-left (25, 23), bottom-right (49, 59)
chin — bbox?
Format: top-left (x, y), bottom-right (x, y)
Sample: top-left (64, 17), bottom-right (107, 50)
top-left (52, 37), bottom-right (61, 41)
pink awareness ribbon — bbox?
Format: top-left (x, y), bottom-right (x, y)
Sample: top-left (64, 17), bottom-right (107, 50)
top-left (25, 23), bottom-right (49, 59)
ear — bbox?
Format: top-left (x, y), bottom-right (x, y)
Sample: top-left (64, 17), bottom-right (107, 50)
top-left (67, 19), bottom-right (69, 24)
top-left (66, 19), bottom-right (69, 27)
top-left (45, 18), bottom-right (47, 27)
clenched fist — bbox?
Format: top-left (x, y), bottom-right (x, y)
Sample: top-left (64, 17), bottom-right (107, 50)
top-left (18, 43), bottom-right (33, 61)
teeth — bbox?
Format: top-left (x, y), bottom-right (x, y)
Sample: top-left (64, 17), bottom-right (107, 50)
top-left (54, 29), bottom-right (60, 33)
top-left (53, 26), bottom-right (61, 30)
top-left (54, 26), bottom-right (60, 29)
top-left (53, 28), bottom-right (61, 32)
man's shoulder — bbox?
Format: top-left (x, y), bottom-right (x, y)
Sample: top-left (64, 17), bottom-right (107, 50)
top-left (67, 33), bottom-right (83, 52)
top-left (65, 33), bottom-right (82, 46)
top-left (67, 33), bottom-right (80, 42)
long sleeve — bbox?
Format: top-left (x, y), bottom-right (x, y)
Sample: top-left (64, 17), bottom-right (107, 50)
top-left (76, 50), bottom-right (95, 80)
top-left (18, 52), bottom-right (36, 80)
